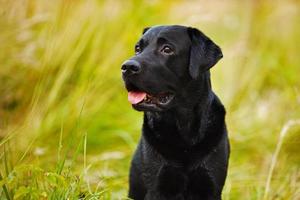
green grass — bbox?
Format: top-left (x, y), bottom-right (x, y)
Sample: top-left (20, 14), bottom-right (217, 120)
top-left (0, 0), bottom-right (300, 199)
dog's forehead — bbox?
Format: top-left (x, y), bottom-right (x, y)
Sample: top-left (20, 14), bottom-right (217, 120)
top-left (141, 26), bottom-right (190, 45)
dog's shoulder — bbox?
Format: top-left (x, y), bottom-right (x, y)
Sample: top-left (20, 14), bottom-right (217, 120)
top-left (208, 92), bottom-right (226, 121)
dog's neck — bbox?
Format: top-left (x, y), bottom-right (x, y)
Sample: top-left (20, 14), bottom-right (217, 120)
top-left (143, 72), bottom-right (214, 147)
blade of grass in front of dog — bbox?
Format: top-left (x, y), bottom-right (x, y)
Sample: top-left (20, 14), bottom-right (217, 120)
top-left (263, 119), bottom-right (300, 200)
top-left (82, 131), bottom-right (93, 194)
top-left (56, 126), bottom-right (76, 175)
top-left (57, 96), bottom-right (85, 175)
top-left (56, 139), bottom-right (69, 175)
top-left (83, 132), bottom-right (87, 170)
top-left (57, 121), bottom-right (64, 172)
top-left (0, 171), bottom-right (11, 200)
top-left (56, 125), bottom-right (83, 175)
top-left (3, 145), bottom-right (10, 177)
top-left (68, 133), bottom-right (85, 175)
top-left (3, 144), bottom-right (13, 199)
top-left (67, 97), bottom-right (86, 173)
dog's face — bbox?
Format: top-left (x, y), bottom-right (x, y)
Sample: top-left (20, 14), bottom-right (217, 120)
top-left (121, 25), bottom-right (222, 112)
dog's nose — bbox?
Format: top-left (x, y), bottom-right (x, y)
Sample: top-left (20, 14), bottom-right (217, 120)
top-left (121, 60), bottom-right (141, 75)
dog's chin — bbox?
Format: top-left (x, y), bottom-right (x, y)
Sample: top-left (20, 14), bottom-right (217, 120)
top-left (131, 93), bottom-right (175, 112)
top-left (132, 103), bottom-right (163, 112)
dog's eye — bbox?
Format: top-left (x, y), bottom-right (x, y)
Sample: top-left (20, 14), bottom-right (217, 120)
top-left (135, 45), bottom-right (142, 55)
top-left (161, 45), bottom-right (174, 55)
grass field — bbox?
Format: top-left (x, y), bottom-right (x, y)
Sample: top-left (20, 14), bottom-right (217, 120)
top-left (0, 0), bottom-right (300, 199)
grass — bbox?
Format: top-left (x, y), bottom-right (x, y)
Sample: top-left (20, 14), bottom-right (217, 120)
top-left (0, 0), bottom-right (300, 199)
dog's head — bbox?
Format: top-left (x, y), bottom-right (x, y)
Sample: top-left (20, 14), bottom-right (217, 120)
top-left (121, 25), bottom-right (222, 112)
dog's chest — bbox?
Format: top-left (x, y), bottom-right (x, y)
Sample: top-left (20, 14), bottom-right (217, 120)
top-left (142, 160), bottom-right (214, 197)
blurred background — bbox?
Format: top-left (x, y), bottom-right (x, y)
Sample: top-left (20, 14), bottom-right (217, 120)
top-left (0, 0), bottom-right (299, 199)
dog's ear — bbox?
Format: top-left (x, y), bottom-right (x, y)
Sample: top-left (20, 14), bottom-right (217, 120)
top-left (142, 27), bottom-right (150, 35)
top-left (187, 27), bottom-right (223, 79)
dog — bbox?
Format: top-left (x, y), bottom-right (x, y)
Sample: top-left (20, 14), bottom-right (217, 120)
top-left (121, 25), bottom-right (230, 200)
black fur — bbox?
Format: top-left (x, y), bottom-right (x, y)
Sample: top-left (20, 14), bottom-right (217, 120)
top-left (121, 25), bottom-right (230, 200)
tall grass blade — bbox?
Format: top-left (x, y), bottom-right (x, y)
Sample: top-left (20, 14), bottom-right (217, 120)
top-left (0, 172), bottom-right (11, 200)
top-left (263, 119), bottom-right (300, 200)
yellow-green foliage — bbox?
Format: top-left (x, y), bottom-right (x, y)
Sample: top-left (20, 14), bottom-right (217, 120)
top-left (0, 0), bottom-right (299, 199)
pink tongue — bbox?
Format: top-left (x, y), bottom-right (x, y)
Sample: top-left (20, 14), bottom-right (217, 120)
top-left (128, 91), bottom-right (147, 104)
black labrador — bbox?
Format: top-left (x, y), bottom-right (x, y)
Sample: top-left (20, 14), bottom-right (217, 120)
top-left (121, 25), bottom-right (230, 200)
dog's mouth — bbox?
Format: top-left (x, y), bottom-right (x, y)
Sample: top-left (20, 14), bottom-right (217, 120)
top-left (128, 91), bottom-right (174, 111)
